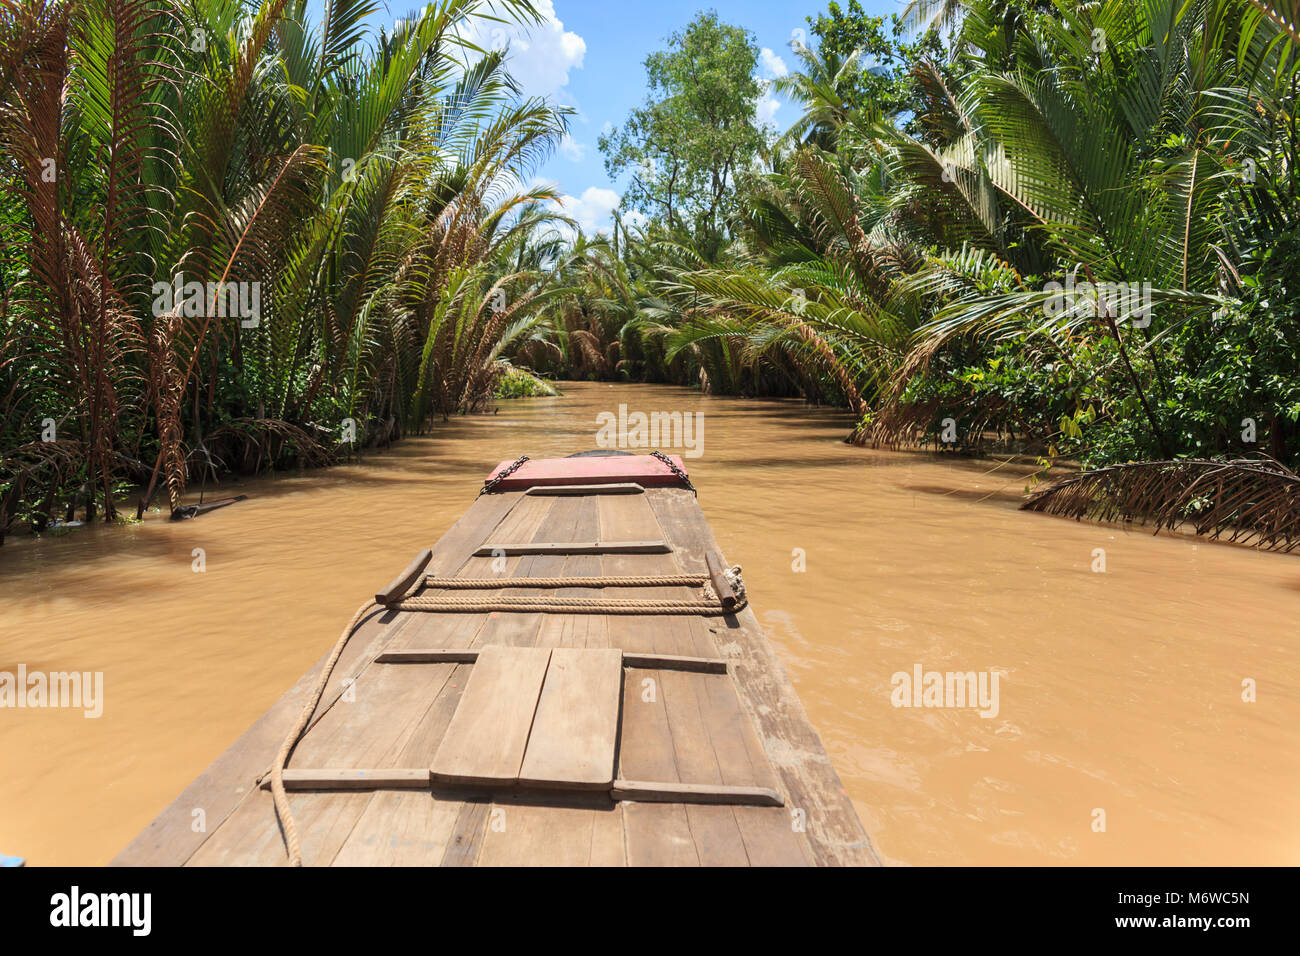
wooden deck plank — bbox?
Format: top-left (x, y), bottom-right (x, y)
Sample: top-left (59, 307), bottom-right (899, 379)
top-left (518, 648), bottom-right (623, 789)
top-left (692, 670), bottom-right (780, 791)
top-left (531, 493), bottom-right (585, 543)
top-left (684, 806), bottom-right (750, 866)
top-left (430, 646), bottom-right (551, 786)
top-left (439, 799), bottom-right (492, 866)
top-left (266, 769), bottom-right (430, 790)
top-left (526, 482), bottom-right (644, 495)
top-left (599, 489), bottom-right (767, 865)
top-left (534, 553), bottom-right (608, 648)
top-left (612, 780), bottom-right (782, 806)
top-left (733, 807), bottom-right (815, 867)
top-left (617, 667), bottom-right (678, 783)
top-left (565, 503), bottom-right (611, 654)
top-left (186, 789), bottom-right (373, 868)
top-left (659, 669), bottom-right (722, 781)
top-left (331, 792), bottom-right (463, 866)
top-left (415, 495), bottom-right (561, 652)
top-left (658, 667), bottom-right (753, 864)
top-left (597, 493), bottom-right (700, 657)
top-left (477, 796), bottom-right (611, 867)
top-left (589, 803), bottom-right (627, 866)
top-left (481, 493), bottom-right (554, 547)
top-left (377, 648), bottom-right (724, 671)
top-left (471, 540), bottom-right (671, 556)
top-left (290, 662), bottom-right (456, 769)
top-left (383, 602), bottom-right (489, 652)
top-left (623, 803), bottom-right (699, 867)
top-left (390, 663), bottom-right (471, 767)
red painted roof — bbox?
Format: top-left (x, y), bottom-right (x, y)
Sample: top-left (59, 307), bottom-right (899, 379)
top-left (484, 454), bottom-right (689, 489)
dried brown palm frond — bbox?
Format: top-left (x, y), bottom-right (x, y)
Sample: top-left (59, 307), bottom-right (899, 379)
top-left (206, 418), bottom-right (332, 475)
top-left (859, 335), bottom-right (943, 446)
top-left (0, 437), bottom-right (84, 540)
top-left (569, 327), bottom-right (610, 378)
top-left (1021, 458), bottom-right (1300, 552)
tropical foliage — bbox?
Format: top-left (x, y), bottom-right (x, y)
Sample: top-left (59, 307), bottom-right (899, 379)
top-left (0, 0), bottom-right (569, 536)
top-left (6, 0), bottom-right (1300, 549)
top-left (553, 0), bottom-right (1300, 489)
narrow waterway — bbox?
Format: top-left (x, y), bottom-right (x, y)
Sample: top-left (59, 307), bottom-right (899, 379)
top-left (1, 381), bottom-right (1296, 865)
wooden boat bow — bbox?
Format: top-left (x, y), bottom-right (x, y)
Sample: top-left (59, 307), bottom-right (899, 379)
top-left (113, 453), bottom-right (877, 867)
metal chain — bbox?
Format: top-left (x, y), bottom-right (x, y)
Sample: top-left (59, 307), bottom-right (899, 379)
top-left (478, 454), bottom-right (529, 497)
top-left (651, 450), bottom-right (696, 495)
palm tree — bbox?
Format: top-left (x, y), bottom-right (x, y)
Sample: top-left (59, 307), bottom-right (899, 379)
top-left (770, 41), bottom-right (876, 148)
top-left (0, 0), bottom-right (570, 534)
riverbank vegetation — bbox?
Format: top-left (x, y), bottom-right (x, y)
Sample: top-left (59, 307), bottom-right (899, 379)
top-left (537, 0), bottom-right (1300, 548)
top-left (3, 0), bottom-right (1300, 549)
top-left (0, 0), bottom-right (573, 537)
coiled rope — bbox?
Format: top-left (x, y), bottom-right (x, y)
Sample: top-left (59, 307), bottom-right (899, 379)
top-left (413, 572), bottom-right (733, 613)
top-left (424, 574), bottom-right (709, 589)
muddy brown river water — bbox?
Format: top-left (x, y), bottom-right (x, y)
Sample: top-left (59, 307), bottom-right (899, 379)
top-left (1, 381), bottom-right (1296, 865)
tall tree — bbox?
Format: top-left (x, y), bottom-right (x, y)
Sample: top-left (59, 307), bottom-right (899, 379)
top-left (598, 10), bottom-right (764, 260)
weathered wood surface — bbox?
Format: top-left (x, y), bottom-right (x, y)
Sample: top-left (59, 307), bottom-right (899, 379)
top-left (526, 482), bottom-right (644, 496)
top-left (376, 647), bottom-right (726, 673)
top-left (611, 780), bottom-right (784, 806)
top-left (264, 769), bottom-right (432, 790)
top-left (375, 548), bottom-right (433, 605)
top-left (518, 647), bottom-right (622, 790)
top-left (471, 540), bottom-right (670, 556)
top-left (430, 645), bottom-right (551, 787)
top-left (115, 471), bottom-right (875, 867)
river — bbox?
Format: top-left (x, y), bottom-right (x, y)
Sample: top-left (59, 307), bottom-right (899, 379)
top-left (1, 381), bottom-right (1296, 865)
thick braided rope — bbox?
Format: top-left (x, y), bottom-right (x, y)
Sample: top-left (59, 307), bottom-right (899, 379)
top-left (413, 572), bottom-right (739, 612)
top-left (424, 574), bottom-right (709, 589)
top-left (394, 596), bottom-right (737, 614)
top-left (271, 598), bottom-right (379, 867)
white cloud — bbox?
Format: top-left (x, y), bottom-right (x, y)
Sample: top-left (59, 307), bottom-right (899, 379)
top-left (551, 186), bottom-right (621, 237)
top-left (559, 134), bottom-right (585, 162)
top-left (759, 47), bottom-right (788, 79)
top-left (462, 0), bottom-right (586, 101)
top-left (756, 48), bottom-right (787, 129)
top-left (756, 93), bottom-right (781, 128)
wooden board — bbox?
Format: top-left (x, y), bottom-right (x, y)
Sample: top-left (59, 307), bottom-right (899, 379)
top-left (472, 540), bottom-right (670, 556)
top-left (518, 648), bottom-right (623, 789)
top-left (612, 780), bottom-right (782, 806)
top-left (526, 483), bottom-right (644, 495)
top-left (430, 645), bottom-right (551, 787)
top-left (263, 769), bottom-right (430, 790)
top-left (377, 648), bottom-right (725, 673)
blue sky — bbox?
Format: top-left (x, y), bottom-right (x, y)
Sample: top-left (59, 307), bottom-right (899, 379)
top-left (314, 0), bottom-right (901, 232)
